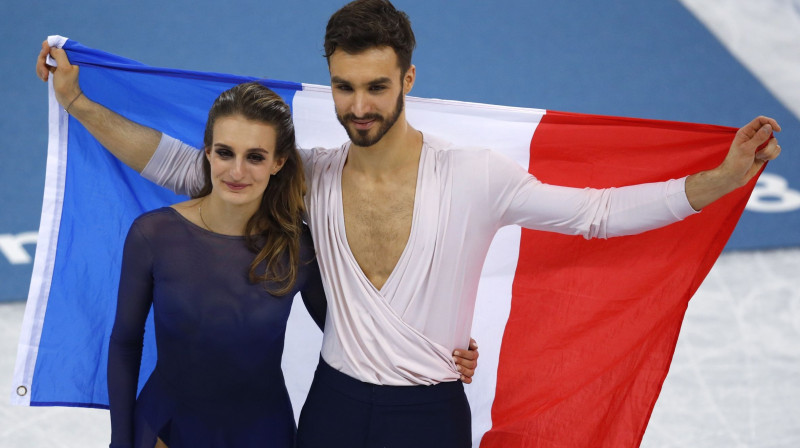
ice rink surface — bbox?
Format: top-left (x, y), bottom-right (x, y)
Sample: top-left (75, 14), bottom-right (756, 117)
top-left (2, 248), bottom-right (798, 447)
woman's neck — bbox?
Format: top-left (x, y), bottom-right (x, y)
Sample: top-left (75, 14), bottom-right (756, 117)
top-left (197, 195), bottom-right (259, 236)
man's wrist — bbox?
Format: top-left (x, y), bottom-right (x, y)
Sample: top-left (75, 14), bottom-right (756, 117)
top-left (685, 167), bottom-right (739, 211)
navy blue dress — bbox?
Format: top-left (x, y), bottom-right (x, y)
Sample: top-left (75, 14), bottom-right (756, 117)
top-left (107, 207), bottom-right (326, 448)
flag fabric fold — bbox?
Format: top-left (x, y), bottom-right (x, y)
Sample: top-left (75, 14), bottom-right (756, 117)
top-left (12, 38), bottom-right (756, 447)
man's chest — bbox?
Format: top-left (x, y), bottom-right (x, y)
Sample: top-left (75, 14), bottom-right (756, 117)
top-left (340, 173), bottom-right (417, 290)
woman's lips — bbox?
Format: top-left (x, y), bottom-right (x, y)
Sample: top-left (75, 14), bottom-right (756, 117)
top-left (223, 181), bottom-right (248, 191)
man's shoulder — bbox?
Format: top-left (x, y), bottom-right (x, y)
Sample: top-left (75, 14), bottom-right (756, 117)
top-left (301, 143), bottom-right (349, 182)
top-left (302, 143), bottom-right (348, 160)
top-left (421, 133), bottom-right (528, 188)
top-left (423, 133), bottom-right (495, 163)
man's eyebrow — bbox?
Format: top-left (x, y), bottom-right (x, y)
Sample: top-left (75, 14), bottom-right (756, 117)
top-left (368, 77), bottom-right (392, 85)
top-left (330, 76), bottom-right (393, 85)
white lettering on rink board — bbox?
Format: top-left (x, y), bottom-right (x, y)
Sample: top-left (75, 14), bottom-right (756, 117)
top-left (0, 231), bottom-right (38, 265)
top-left (746, 173), bottom-right (800, 213)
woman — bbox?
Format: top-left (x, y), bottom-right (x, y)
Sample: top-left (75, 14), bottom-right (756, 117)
top-left (107, 82), bottom-right (326, 448)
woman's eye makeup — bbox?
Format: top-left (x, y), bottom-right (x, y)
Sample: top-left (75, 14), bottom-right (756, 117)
top-left (214, 148), bottom-right (233, 158)
top-left (213, 147), bottom-right (269, 163)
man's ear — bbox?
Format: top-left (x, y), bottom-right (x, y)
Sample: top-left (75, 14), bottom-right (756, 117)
top-left (403, 64), bottom-right (416, 95)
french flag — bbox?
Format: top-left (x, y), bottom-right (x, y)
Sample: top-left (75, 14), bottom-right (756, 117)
top-left (12, 37), bottom-right (755, 447)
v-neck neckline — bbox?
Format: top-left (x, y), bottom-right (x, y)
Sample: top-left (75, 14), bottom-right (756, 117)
top-left (335, 136), bottom-right (428, 297)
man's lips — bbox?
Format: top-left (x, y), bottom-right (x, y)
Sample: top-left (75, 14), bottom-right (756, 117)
top-left (348, 115), bottom-right (381, 131)
top-left (351, 118), bottom-right (376, 130)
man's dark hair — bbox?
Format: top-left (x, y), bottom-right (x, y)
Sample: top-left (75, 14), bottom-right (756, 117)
top-left (324, 0), bottom-right (416, 73)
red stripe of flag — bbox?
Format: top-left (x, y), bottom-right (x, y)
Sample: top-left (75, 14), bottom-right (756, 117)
top-left (482, 111), bottom-right (759, 447)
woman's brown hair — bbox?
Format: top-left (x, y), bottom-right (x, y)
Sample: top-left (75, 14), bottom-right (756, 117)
top-left (194, 81), bottom-right (306, 296)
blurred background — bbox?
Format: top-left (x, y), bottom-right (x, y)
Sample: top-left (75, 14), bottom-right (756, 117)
top-left (1, 0), bottom-right (798, 446)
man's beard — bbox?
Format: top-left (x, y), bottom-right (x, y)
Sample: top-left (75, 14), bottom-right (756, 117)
top-left (337, 89), bottom-right (404, 147)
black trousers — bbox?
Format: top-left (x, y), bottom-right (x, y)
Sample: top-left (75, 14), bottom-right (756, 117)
top-left (296, 358), bottom-right (472, 448)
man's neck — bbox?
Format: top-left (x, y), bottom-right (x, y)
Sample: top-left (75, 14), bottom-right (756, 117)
top-left (347, 119), bottom-right (423, 178)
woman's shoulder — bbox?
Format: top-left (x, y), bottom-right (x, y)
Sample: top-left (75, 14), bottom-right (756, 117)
top-left (134, 206), bottom-right (178, 221)
top-left (134, 199), bottom-right (199, 224)
top-left (129, 206), bottom-right (186, 236)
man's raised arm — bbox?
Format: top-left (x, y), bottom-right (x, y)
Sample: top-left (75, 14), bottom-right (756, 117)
top-left (490, 114), bottom-right (782, 239)
top-left (36, 40), bottom-right (161, 173)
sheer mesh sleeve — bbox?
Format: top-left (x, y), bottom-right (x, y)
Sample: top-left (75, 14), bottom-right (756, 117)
top-left (300, 255), bottom-right (327, 331)
top-left (107, 221), bottom-right (154, 448)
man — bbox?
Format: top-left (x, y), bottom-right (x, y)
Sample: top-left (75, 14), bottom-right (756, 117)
top-left (37, 0), bottom-right (781, 446)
